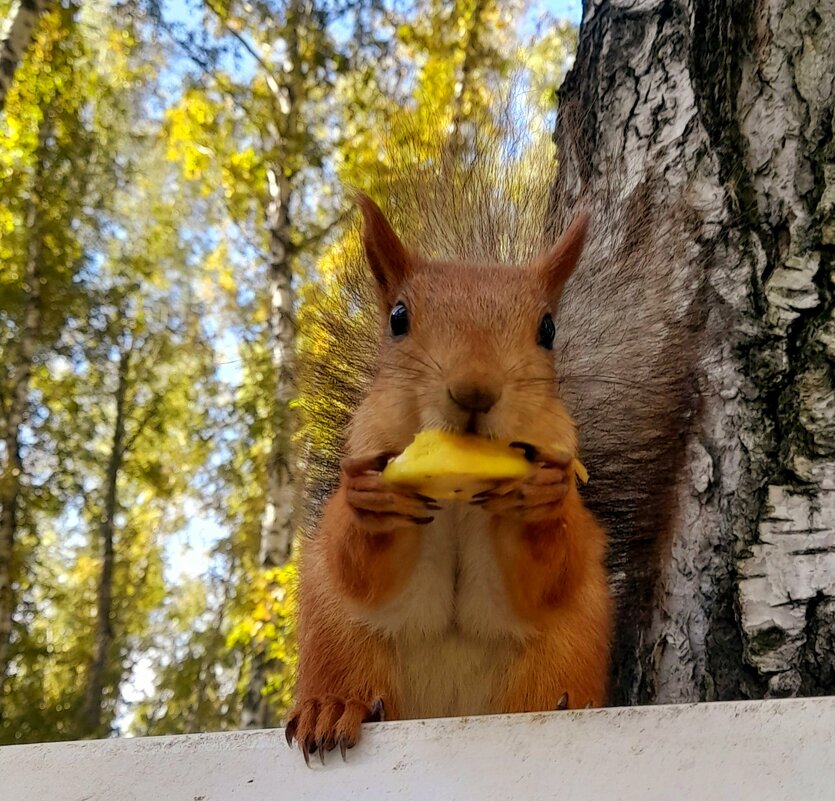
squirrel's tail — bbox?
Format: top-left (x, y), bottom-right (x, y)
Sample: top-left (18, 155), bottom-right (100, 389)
top-left (550, 106), bottom-right (706, 700)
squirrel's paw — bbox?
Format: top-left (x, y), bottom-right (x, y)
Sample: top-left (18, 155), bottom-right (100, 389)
top-left (470, 460), bottom-right (569, 522)
top-left (342, 453), bottom-right (439, 532)
top-left (285, 696), bottom-right (385, 766)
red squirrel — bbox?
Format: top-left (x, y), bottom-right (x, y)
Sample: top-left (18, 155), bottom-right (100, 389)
top-left (285, 193), bottom-right (613, 763)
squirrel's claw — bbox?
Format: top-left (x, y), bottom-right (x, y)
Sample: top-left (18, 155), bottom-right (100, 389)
top-left (368, 697), bottom-right (386, 722)
top-left (345, 471), bottom-right (438, 532)
top-left (555, 692), bottom-right (569, 710)
top-left (509, 441), bottom-right (573, 467)
top-left (284, 717), bottom-right (297, 749)
top-left (472, 461), bottom-right (570, 523)
top-left (285, 696), bottom-right (386, 765)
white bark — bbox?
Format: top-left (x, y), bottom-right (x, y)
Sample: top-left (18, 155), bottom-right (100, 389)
top-left (240, 0), bottom-right (302, 730)
top-left (0, 0), bottom-right (51, 111)
top-left (258, 164), bottom-right (296, 571)
top-left (554, 0), bottom-right (835, 701)
top-left (732, 0), bottom-right (835, 697)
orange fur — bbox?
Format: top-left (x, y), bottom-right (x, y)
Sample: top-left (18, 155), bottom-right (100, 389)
top-left (289, 520), bottom-right (400, 760)
top-left (324, 486), bottom-right (423, 608)
top-left (492, 487), bottom-right (612, 709)
top-left (287, 195), bottom-right (613, 760)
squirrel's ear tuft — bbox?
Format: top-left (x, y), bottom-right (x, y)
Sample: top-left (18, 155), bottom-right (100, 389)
top-left (534, 210), bottom-right (590, 297)
top-left (355, 192), bottom-right (413, 303)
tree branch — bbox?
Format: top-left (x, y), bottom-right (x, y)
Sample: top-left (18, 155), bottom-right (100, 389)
top-left (294, 209), bottom-right (351, 253)
top-left (202, 0), bottom-right (283, 103)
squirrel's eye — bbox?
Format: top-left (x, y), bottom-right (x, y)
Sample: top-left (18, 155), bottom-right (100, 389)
top-left (537, 313), bottom-right (556, 349)
top-left (390, 302), bottom-right (409, 337)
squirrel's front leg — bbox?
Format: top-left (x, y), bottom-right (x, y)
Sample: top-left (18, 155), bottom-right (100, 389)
top-left (342, 452), bottom-right (439, 533)
top-left (470, 444), bottom-right (571, 523)
top-left (287, 452), bottom-right (432, 763)
top-left (473, 450), bottom-right (612, 709)
top-left (330, 451), bottom-right (437, 606)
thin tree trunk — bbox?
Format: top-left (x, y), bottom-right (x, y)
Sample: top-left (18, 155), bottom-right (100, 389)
top-left (0, 124), bottom-right (45, 717)
top-left (240, 1), bottom-right (302, 730)
top-left (449, 0), bottom-right (488, 141)
top-left (259, 163), bottom-right (297, 572)
top-left (553, 0), bottom-right (835, 703)
top-left (0, 0), bottom-right (51, 111)
top-left (81, 344), bottom-right (130, 737)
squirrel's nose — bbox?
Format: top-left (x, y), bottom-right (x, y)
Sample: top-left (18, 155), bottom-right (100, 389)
top-left (448, 383), bottom-right (501, 414)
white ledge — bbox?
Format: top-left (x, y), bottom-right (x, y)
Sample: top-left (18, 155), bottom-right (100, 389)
top-left (2, 698), bottom-right (835, 800)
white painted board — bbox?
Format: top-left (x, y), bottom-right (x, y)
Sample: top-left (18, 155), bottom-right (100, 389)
top-left (1, 698), bottom-right (834, 801)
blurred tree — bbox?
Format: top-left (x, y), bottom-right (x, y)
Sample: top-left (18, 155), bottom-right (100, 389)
top-left (160, 0), bottom-right (412, 729)
top-left (0, 1), bottom-right (95, 723)
top-left (1, 0), bottom-right (219, 741)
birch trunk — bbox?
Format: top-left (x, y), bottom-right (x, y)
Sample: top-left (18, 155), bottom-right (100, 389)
top-left (259, 163), bottom-right (296, 572)
top-left (553, 0), bottom-right (835, 703)
top-left (240, 163), bottom-right (297, 730)
top-left (81, 344), bottom-right (130, 737)
top-left (240, 2), bottom-right (302, 730)
top-left (0, 0), bottom-right (51, 110)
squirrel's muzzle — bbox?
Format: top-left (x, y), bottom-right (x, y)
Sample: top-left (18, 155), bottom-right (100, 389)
top-left (447, 382), bottom-right (502, 414)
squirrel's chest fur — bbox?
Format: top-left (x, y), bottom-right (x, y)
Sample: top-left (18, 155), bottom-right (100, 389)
top-left (355, 506), bottom-right (533, 718)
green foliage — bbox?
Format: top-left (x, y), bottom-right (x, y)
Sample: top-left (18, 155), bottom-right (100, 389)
top-left (0, 5), bottom-right (92, 355)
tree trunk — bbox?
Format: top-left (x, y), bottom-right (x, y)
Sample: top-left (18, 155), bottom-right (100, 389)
top-left (0, 0), bottom-right (51, 111)
top-left (239, 164), bottom-right (296, 730)
top-left (553, 0), bottom-right (835, 703)
top-left (449, 0), bottom-right (488, 139)
top-left (81, 344), bottom-right (130, 737)
top-left (0, 125), bottom-right (45, 717)
top-left (240, 1), bottom-right (302, 730)
top-left (259, 163), bottom-right (296, 573)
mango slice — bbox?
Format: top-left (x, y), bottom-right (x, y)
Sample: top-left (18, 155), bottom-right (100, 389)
top-left (382, 430), bottom-right (589, 501)
top-left (381, 431), bottom-right (533, 501)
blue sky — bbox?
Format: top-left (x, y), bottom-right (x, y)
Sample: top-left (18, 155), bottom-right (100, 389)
top-left (533, 0), bottom-right (582, 25)
top-left (162, 0), bottom-right (582, 40)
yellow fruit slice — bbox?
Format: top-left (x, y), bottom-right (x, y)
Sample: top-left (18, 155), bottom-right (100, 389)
top-left (381, 431), bottom-right (534, 501)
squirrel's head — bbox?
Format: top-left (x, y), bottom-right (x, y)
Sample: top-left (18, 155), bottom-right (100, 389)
top-left (354, 193), bottom-right (588, 448)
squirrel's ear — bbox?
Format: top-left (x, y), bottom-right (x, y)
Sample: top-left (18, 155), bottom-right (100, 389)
top-left (355, 193), bottom-right (413, 303)
top-left (534, 211), bottom-right (590, 297)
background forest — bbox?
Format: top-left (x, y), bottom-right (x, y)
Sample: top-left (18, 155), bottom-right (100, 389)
top-left (0, 0), bottom-right (579, 742)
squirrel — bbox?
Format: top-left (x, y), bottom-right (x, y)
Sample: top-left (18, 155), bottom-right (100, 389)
top-left (285, 191), bottom-right (613, 763)
top-left (289, 113), bottom-right (702, 754)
